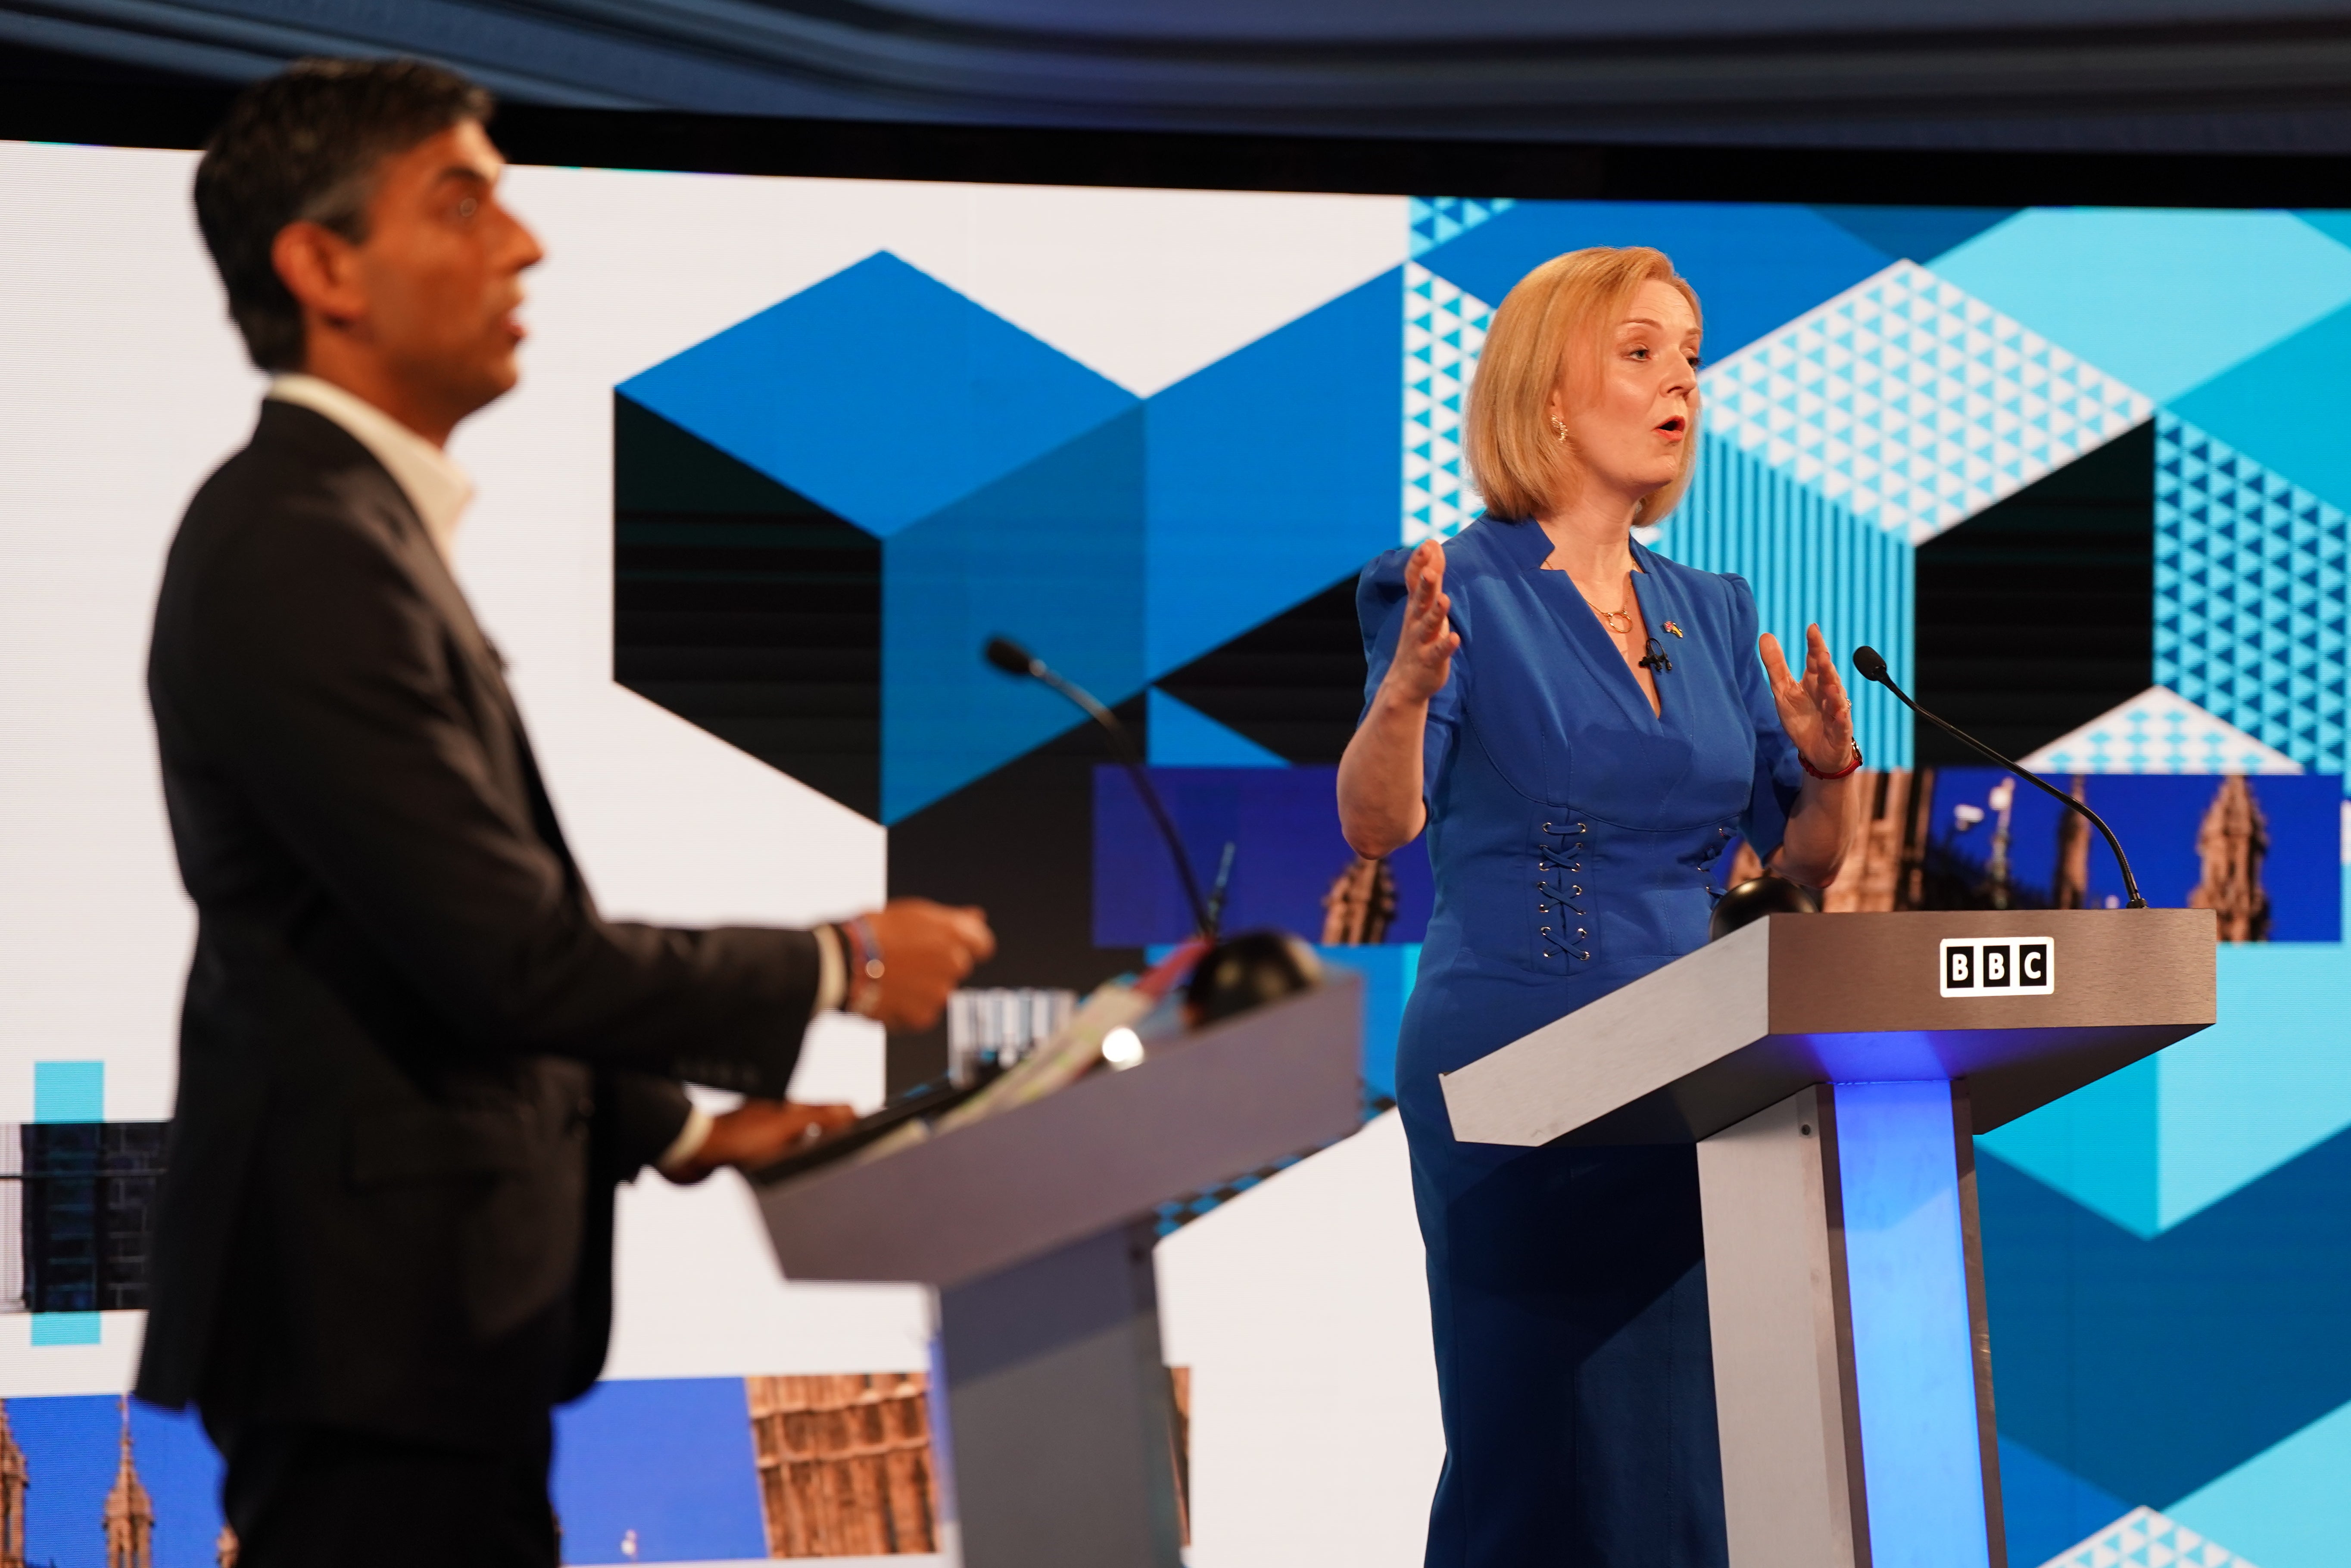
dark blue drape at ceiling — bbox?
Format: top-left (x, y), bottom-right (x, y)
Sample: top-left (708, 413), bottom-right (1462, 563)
top-left (12, 0), bottom-right (2351, 152)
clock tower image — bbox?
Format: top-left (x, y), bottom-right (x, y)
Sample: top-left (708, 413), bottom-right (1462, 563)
top-left (0, 1400), bottom-right (26, 1568)
top-left (103, 1399), bottom-right (152, 1568)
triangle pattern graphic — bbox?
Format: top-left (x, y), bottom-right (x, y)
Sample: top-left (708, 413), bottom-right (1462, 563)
top-left (2156, 411), bottom-right (2351, 786)
top-left (2018, 685), bottom-right (2305, 776)
top-left (1404, 261), bottom-right (1495, 545)
top-left (1408, 196), bottom-right (1518, 259)
top-left (1702, 260), bottom-right (2155, 544)
top-left (2033, 1505), bottom-right (2258, 1568)
top-left (1654, 431), bottom-right (1916, 768)
top-left (1145, 688), bottom-right (1288, 768)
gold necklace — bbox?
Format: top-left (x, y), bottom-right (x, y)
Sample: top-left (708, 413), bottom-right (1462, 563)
top-left (1544, 553), bottom-right (1638, 634)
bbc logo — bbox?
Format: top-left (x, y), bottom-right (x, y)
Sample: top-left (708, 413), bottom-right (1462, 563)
top-left (1939, 936), bottom-right (2056, 997)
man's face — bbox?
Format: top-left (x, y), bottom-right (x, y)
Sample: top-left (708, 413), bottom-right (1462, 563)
top-left (337, 119), bottom-right (543, 420)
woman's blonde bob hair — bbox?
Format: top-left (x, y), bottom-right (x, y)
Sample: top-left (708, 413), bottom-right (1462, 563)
top-left (1462, 246), bottom-right (1702, 525)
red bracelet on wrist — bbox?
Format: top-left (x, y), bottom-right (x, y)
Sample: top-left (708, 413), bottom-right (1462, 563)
top-left (1801, 744), bottom-right (1864, 781)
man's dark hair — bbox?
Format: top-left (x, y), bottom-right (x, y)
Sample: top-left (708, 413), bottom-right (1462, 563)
top-left (195, 58), bottom-right (493, 373)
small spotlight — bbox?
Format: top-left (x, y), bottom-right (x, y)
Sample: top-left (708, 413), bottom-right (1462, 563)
top-left (1101, 1027), bottom-right (1144, 1070)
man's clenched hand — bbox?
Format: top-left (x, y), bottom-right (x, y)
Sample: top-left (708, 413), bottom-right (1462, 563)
top-left (857, 898), bottom-right (995, 1032)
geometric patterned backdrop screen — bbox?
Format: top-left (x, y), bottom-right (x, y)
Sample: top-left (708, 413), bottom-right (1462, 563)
top-left (615, 194), bottom-right (2351, 1568)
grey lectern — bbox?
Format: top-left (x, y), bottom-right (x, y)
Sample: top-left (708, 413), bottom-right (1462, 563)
top-left (756, 974), bottom-right (1361, 1568)
top-left (1441, 910), bottom-right (2215, 1568)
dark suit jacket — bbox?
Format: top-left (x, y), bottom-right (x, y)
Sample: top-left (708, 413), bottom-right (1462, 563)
top-left (135, 401), bottom-right (820, 1450)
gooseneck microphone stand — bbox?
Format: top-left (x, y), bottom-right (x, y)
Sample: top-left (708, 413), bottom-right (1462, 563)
top-left (984, 636), bottom-right (1217, 939)
top-left (1851, 645), bottom-right (2147, 909)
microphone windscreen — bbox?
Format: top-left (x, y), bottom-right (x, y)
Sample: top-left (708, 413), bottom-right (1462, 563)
top-left (1852, 645), bottom-right (1890, 684)
top-left (984, 636), bottom-right (1036, 677)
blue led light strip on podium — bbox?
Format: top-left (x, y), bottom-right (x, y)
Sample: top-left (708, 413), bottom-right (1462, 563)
top-left (1837, 1080), bottom-right (1997, 1568)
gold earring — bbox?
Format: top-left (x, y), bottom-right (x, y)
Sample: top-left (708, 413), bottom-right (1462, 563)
top-left (1550, 417), bottom-right (1568, 445)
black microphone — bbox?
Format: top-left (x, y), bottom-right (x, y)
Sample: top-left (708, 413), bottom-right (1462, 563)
top-left (1849, 645), bottom-right (2147, 909)
top-left (984, 636), bottom-right (1216, 937)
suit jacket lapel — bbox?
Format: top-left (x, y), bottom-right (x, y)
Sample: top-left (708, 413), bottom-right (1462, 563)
top-left (259, 403), bottom-right (582, 880)
top-left (387, 518), bottom-right (586, 883)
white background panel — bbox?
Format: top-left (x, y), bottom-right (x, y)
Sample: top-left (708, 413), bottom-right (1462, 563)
top-left (492, 163), bottom-right (1403, 400)
top-left (0, 142), bottom-right (243, 1124)
top-left (1159, 1112), bottom-right (1444, 1567)
top-left (0, 1312), bottom-right (146, 1397)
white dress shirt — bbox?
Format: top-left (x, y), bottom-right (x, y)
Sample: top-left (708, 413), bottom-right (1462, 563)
top-left (263, 376), bottom-right (849, 1175)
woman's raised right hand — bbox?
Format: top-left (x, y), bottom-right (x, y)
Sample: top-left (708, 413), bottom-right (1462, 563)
top-left (1385, 538), bottom-right (1460, 703)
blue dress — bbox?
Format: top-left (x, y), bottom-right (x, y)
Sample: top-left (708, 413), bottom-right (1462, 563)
top-left (1358, 516), bottom-right (1805, 1568)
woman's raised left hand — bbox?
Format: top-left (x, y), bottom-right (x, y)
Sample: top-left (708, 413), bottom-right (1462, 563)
top-left (1759, 624), bottom-right (1857, 775)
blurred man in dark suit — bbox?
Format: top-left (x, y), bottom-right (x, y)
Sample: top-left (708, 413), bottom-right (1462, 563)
top-left (136, 58), bottom-right (995, 1568)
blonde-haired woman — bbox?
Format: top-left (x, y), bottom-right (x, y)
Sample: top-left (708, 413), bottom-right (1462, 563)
top-left (1339, 247), bottom-right (1859, 1563)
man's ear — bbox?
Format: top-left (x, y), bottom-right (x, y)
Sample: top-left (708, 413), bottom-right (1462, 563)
top-left (270, 221), bottom-right (365, 336)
